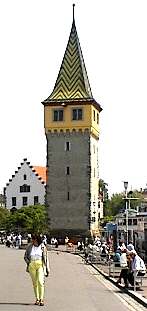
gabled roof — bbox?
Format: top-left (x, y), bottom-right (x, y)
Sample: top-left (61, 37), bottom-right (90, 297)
top-left (43, 10), bottom-right (94, 103)
top-left (6, 158), bottom-right (47, 187)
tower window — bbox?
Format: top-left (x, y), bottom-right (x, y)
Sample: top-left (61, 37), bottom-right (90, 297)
top-left (24, 174), bottom-right (27, 180)
top-left (12, 197), bottom-right (16, 206)
top-left (97, 113), bottom-right (99, 124)
top-left (94, 168), bottom-right (95, 177)
top-left (72, 108), bottom-right (82, 120)
top-left (53, 109), bottom-right (63, 121)
top-left (22, 197), bottom-right (28, 206)
top-left (93, 110), bottom-right (95, 121)
top-left (66, 167), bottom-right (70, 175)
top-left (65, 141), bottom-right (71, 151)
top-left (93, 144), bottom-right (95, 154)
top-left (67, 192), bottom-right (70, 200)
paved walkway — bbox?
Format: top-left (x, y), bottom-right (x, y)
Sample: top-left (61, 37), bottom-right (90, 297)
top-left (0, 245), bottom-right (146, 310)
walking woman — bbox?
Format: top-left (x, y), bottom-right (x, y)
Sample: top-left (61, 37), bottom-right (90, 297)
top-left (24, 234), bottom-right (50, 306)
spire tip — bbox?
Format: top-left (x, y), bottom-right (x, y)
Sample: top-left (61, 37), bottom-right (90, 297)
top-left (73, 3), bottom-right (75, 22)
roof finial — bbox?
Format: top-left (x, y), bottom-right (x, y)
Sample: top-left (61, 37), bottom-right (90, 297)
top-left (73, 3), bottom-right (75, 22)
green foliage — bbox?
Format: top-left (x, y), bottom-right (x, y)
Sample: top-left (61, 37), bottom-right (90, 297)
top-left (104, 190), bottom-right (143, 217)
top-left (99, 179), bottom-right (108, 200)
top-left (4, 205), bottom-right (49, 234)
top-left (0, 208), bottom-right (9, 230)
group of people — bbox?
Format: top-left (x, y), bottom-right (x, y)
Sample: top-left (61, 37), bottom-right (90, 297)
top-left (115, 241), bottom-right (146, 288)
top-left (5, 233), bottom-right (22, 248)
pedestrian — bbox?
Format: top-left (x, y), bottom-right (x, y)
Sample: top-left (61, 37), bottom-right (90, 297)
top-left (116, 249), bottom-right (129, 287)
top-left (54, 238), bottom-right (58, 248)
top-left (24, 234), bottom-right (50, 306)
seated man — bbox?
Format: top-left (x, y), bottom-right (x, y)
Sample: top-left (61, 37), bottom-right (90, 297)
top-left (128, 250), bottom-right (146, 286)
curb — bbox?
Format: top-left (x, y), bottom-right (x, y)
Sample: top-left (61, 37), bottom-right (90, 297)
top-left (91, 263), bottom-right (147, 308)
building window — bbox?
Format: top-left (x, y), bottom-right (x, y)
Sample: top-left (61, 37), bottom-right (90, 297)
top-left (97, 113), bottom-right (99, 124)
top-left (20, 184), bottom-right (30, 192)
top-left (128, 219), bottom-right (132, 226)
top-left (72, 108), bottom-right (82, 120)
top-left (94, 168), bottom-right (95, 177)
top-left (67, 192), bottom-right (70, 200)
top-left (34, 196), bottom-right (39, 205)
top-left (133, 219), bottom-right (137, 225)
top-left (12, 197), bottom-right (16, 206)
top-left (24, 174), bottom-right (27, 180)
top-left (53, 109), bottom-right (63, 121)
top-left (66, 167), bottom-right (70, 175)
top-left (65, 141), bottom-right (71, 151)
top-left (22, 197), bottom-right (28, 206)
top-left (93, 110), bottom-right (95, 121)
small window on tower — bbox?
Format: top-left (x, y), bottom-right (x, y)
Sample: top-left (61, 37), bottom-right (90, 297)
top-left (65, 141), bottom-right (71, 151)
top-left (66, 167), bottom-right (70, 175)
top-left (97, 113), bottom-right (99, 124)
top-left (93, 110), bottom-right (95, 121)
top-left (67, 192), bottom-right (70, 200)
top-left (24, 174), bottom-right (27, 180)
top-left (53, 109), bottom-right (63, 121)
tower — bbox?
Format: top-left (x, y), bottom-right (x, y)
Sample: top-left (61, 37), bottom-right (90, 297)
top-left (42, 5), bottom-right (102, 239)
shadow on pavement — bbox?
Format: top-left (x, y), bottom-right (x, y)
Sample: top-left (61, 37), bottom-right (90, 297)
top-left (0, 303), bottom-right (34, 306)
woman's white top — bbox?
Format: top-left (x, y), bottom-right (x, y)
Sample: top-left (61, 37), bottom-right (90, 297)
top-left (30, 245), bottom-right (42, 261)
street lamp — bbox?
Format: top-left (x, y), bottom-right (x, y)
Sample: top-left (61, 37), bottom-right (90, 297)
top-left (123, 182), bottom-right (139, 246)
top-left (123, 181), bottom-right (128, 246)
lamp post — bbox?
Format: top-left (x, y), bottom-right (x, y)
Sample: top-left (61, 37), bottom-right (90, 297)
top-left (123, 181), bottom-right (128, 246)
top-left (123, 182), bottom-right (139, 246)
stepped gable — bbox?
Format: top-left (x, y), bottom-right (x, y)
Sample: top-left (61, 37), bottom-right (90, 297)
top-left (6, 158), bottom-right (46, 187)
top-left (42, 5), bottom-right (101, 112)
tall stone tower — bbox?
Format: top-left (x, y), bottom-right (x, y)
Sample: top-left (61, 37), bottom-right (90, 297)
top-left (42, 6), bottom-right (102, 239)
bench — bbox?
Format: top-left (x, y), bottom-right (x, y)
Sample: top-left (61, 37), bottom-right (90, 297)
top-left (108, 262), bottom-right (121, 277)
top-left (133, 271), bottom-right (147, 291)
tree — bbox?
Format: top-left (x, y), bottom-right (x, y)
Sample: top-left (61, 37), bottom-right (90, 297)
top-left (0, 208), bottom-right (9, 230)
top-left (5, 205), bottom-right (49, 234)
top-left (103, 190), bottom-right (143, 218)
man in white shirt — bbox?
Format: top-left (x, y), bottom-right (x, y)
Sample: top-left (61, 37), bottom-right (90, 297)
top-left (131, 251), bottom-right (146, 276)
top-left (128, 250), bottom-right (146, 286)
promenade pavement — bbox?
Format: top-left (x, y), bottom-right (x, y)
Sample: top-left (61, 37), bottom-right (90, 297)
top-left (0, 245), bottom-right (146, 311)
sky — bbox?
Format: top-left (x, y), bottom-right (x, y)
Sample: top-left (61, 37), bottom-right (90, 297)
top-left (0, 0), bottom-right (147, 196)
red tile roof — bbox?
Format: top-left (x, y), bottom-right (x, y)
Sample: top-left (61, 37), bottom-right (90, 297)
top-left (33, 166), bottom-right (47, 184)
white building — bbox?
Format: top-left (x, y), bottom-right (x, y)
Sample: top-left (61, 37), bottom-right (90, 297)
top-left (5, 158), bottom-right (46, 211)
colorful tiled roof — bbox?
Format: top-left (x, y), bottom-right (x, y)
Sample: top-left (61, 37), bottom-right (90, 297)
top-left (43, 10), bottom-right (93, 103)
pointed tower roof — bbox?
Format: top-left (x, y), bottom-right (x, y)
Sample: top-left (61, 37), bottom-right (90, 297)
top-left (43, 5), bottom-right (102, 107)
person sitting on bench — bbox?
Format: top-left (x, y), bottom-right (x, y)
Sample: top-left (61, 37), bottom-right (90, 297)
top-left (128, 250), bottom-right (146, 286)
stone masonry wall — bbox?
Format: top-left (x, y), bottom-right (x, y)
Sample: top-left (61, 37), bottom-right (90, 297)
top-left (46, 131), bottom-right (91, 234)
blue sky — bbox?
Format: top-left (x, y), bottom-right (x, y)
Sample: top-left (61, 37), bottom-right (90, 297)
top-left (0, 0), bottom-right (147, 195)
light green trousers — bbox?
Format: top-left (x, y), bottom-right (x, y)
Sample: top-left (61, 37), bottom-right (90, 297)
top-left (29, 260), bottom-right (45, 300)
